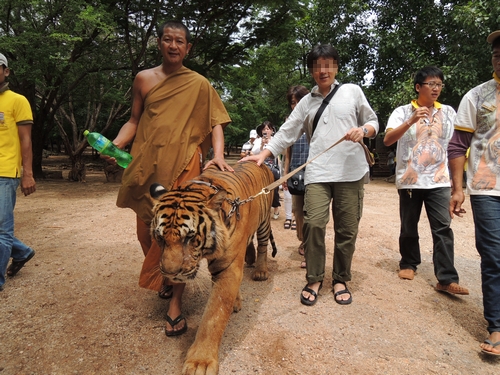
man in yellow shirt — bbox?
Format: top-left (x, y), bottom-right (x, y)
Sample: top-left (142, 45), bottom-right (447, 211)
top-left (0, 53), bottom-right (36, 291)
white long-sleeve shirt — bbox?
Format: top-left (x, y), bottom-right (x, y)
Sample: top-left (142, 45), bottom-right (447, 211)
top-left (267, 82), bottom-right (379, 184)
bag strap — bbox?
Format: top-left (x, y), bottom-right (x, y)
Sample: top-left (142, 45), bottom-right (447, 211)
top-left (310, 83), bottom-right (374, 167)
top-left (312, 83), bottom-right (342, 135)
top-left (287, 85), bottom-right (341, 169)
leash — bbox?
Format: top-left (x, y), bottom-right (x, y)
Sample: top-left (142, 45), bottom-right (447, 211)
top-left (263, 137), bottom-right (375, 195)
top-left (191, 137), bottom-right (373, 223)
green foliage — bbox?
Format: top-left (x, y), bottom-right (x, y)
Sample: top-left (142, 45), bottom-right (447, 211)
top-left (1, 0), bottom-right (499, 175)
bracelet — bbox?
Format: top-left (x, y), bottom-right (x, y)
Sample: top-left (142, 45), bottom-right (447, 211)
top-left (405, 121), bottom-right (412, 127)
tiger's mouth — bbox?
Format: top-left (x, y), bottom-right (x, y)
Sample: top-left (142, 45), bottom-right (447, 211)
top-left (159, 264), bottom-right (199, 282)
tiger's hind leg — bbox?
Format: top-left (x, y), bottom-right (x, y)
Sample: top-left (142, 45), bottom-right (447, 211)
top-left (245, 233), bottom-right (256, 266)
top-left (251, 222), bottom-right (272, 281)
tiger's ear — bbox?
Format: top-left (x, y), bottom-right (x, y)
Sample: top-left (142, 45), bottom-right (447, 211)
top-left (150, 183), bottom-right (168, 199)
top-left (207, 190), bottom-right (227, 211)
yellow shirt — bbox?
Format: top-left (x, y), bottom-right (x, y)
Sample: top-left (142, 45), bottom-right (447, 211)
top-left (0, 88), bottom-right (34, 178)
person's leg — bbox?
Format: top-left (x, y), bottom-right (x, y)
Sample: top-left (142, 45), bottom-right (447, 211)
top-left (292, 194), bottom-right (305, 254)
top-left (423, 188), bottom-right (460, 285)
top-left (301, 183), bottom-right (331, 303)
top-left (0, 177), bottom-right (18, 288)
top-left (331, 178), bottom-right (364, 302)
top-left (471, 195), bottom-right (500, 354)
top-left (283, 189), bottom-right (293, 228)
top-left (398, 189), bottom-right (424, 274)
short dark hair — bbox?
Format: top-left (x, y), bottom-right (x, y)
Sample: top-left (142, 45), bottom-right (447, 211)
top-left (306, 44), bottom-right (340, 70)
top-left (256, 121), bottom-right (276, 137)
top-left (157, 20), bottom-right (191, 43)
top-left (286, 85), bottom-right (310, 107)
top-left (413, 66), bottom-right (444, 94)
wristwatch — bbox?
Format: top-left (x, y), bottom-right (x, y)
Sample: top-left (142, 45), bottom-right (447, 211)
top-left (362, 126), bottom-right (369, 137)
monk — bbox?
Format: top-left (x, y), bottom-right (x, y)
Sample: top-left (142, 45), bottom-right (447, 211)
top-left (109, 20), bottom-right (233, 336)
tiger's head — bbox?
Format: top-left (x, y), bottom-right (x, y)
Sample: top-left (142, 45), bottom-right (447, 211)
top-left (410, 137), bottom-right (445, 174)
top-left (149, 182), bottom-right (229, 284)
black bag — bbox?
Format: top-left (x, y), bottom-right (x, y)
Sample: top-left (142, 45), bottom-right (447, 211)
top-left (287, 168), bottom-right (305, 195)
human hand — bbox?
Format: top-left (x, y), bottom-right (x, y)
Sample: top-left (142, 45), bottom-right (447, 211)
top-left (449, 191), bottom-right (466, 218)
top-left (345, 127), bottom-right (364, 143)
top-left (20, 175), bottom-right (36, 196)
top-left (100, 154), bottom-right (117, 166)
top-left (410, 106), bottom-right (430, 125)
top-left (239, 153), bottom-right (267, 166)
top-left (204, 156), bottom-right (234, 172)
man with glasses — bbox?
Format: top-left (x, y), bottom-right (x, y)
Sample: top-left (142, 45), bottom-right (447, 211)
top-left (384, 66), bottom-right (469, 296)
top-left (448, 30), bottom-right (500, 356)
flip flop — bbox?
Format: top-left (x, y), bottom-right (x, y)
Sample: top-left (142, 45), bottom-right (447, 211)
top-left (165, 314), bottom-right (188, 337)
top-left (481, 339), bottom-right (500, 356)
top-left (158, 284), bottom-right (173, 299)
top-left (7, 250), bottom-right (35, 277)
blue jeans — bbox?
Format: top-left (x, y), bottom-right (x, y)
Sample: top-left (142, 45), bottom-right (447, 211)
top-left (470, 195), bottom-right (500, 333)
top-left (398, 187), bottom-right (459, 284)
top-left (0, 177), bottom-right (34, 287)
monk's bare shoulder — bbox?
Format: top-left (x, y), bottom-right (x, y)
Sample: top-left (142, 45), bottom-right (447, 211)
top-left (134, 66), bottom-right (166, 98)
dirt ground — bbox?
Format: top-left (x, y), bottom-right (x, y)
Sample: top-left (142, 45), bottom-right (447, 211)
top-left (1, 156), bottom-right (499, 375)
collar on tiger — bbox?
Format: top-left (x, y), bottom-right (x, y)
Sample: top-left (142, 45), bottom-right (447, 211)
top-left (186, 180), bottom-right (221, 193)
top-left (494, 72), bottom-right (500, 84)
top-left (411, 99), bottom-right (442, 110)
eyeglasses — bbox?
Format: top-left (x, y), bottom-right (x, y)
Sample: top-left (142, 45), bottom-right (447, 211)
top-left (421, 82), bottom-right (445, 89)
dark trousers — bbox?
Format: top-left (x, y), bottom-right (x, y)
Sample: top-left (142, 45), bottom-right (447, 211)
top-left (303, 179), bottom-right (364, 284)
top-left (471, 195), bottom-right (500, 333)
top-left (398, 187), bottom-right (458, 284)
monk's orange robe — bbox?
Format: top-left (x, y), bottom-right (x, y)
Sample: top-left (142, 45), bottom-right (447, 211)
top-left (116, 66), bottom-right (231, 224)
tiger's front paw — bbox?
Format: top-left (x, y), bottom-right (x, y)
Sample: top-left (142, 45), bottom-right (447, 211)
top-left (251, 269), bottom-right (269, 281)
top-left (182, 357), bottom-right (219, 375)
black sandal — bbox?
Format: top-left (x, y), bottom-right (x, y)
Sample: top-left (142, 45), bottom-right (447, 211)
top-left (6, 250), bottom-right (35, 277)
top-left (165, 314), bottom-right (188, 337)
top-left (284, 219), bottom-right (292, 229)
top-left (300, 281), bottom-right (322, 306)
top-left (333, 280), bottom-right (352, 305)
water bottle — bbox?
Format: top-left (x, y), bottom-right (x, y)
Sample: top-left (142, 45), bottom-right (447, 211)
top-left (83, 130), bottom-right (132, 168)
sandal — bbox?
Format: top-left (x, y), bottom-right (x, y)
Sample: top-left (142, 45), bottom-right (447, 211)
top-left (300, 281), bottom-right (322, 306)
top-left (300, 259), bottom-right (306, 268)
top-left (273, 212), bottom-right (280, 220)
top-left (165, 314), bottom-right (188, 337)
top-left (333, 280), bottom-right (352, 305)
top-left (158, 283), bottom-right (173, 299)
top-left (6, 250), bottom-right (35, 277)
top-left (481, 339), bottom-right (500, 356)
top-left (284, 219), bottom-right (291, 229)
top-left (291, 220), bottom-right (296, 230)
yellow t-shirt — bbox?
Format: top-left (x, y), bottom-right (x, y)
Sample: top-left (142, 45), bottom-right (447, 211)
top-left (0, 89), bottom-right (34, 177)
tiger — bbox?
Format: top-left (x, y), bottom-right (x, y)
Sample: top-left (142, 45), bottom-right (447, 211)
top-left (149, 161), bottom-right (277, 375)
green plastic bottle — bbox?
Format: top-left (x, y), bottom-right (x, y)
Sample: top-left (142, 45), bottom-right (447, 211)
top-left (83, 130), bottom-right (132, 168)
